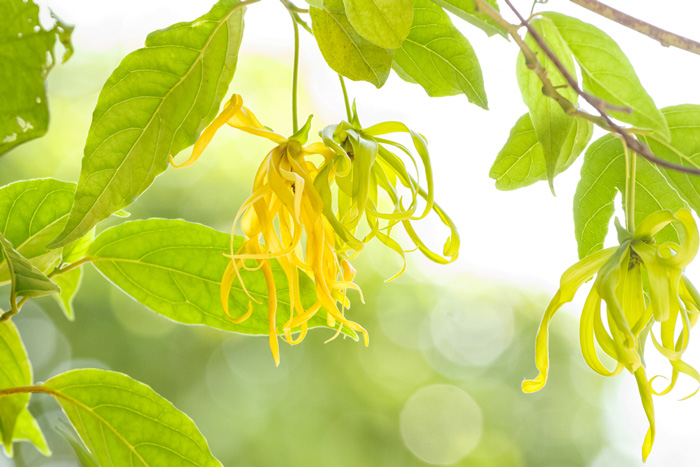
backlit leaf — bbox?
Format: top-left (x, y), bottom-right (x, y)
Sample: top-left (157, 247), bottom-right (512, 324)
top-left (51, 267), bottom-right (82, 321)
top-left (516, 17), bottom-right (577, 191)
top-left (430, 0), bottom-right (506, 38)
top-left (310, 0), bottom-right (394, 87)
top-left (574, 134), bottom-right (685, 259)
top-left (49, 0), bottom-right (247, 248)
top-left (0, 179), bottom-right (89, 283)
top-left (393, 0), bottom-right (487, 108)
top-left (6, 409), bottom-right (50, 457)
top-left (543, 12), bottom-right (670, 141)
top-left (344, 0), bottom-right (413, 49)
top-left (0, 321), bottom-right (32, 454)
top-left (0, 0), bottom-right (73, 156)
top-left (0, 232), bottom-right (59, 304)
top-left (45, 369), bottom-right (222, 467)
top-left (490, 113), bottom-right (592, 190)
top-left (88, 219), bottom-right (356, 338)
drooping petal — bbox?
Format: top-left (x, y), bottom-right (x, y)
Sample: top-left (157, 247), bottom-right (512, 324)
top-left (522, 247), bottom-right (616, 392)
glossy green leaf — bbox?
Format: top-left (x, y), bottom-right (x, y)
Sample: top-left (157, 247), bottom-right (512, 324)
top-left (0, 232), bottom-right (59, 305)
top-left (51, 267), bottom-right (82, 321)
top-left (7, 408), bottom-right (50, 457)
top-left (49, 0), bottom-right (248, 248)
top-left (0, 321), bottom-right (32, 454)
top-left (430, 0), bottom-right (507, 37)
top-left (45, 369), bottom-right (222, 467)
top-left (516, 17), bottom-right (577, 191)
top-left (0, 0), bottom-right (73, 156)
top-left (393, 0), bottom-right (487, 108)
top-left (310, 0), bottom-right (394, 87)
top-left (490, 114), bottom-right (592, 190)
top-left (0, 179), bottom-right (75, 283)
top-left (88, 219), bottom-right (356, 338)
top-left (574, 134), bottom-right (685, 259)
top-left (344, 0), bottom-right (413, 49)
top-left (543, 12), bottom-right (670, 141)
top-left (639, 105), bottom-right (700, 212)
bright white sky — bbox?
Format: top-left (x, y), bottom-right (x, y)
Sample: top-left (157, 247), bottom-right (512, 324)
top-left (41, 0), bottom-right (700, 465)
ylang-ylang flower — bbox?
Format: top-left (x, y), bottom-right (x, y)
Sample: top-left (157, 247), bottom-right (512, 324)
top-left (172, 95), bottom-right (367, 366)
top-left (317, 104), bottom-right (459, 275)
top-left (523, 208), bottom-right (700, 461)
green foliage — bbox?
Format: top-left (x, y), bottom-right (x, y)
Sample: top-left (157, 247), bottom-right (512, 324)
top-left (344, 0), bottom-right (413, 49)
top-left (489, 113), bottom-right (592, 190)
top-left (516, 17), bottom-right (578, 190)
top-left (0, 0), bottom-right (73, 156)
top-left (393, 0), bottom-right (487, 107)
top-left (51, 267), bottom-right (82, 320)
top-left (310, 0), bottom-right (394, 87)
top-left (640, 105), bottom-right (700, 209)
top-left (0, 179), bottom-right (75, 282)
top-left (542, 12), bottom-right (670, 140)
top-left (44, 369), bottom-right (222, 467)
top-left (10, 408), bottom-right (50, 457)
top-left (0, 321), bottom-right (32, 454)
top-left (573, 134), bottom-right (686, 259)
top-left (0, 232), bottom-right (59, 309)
top-left (430, 0), bottom-right (507, 37)
top-left (88, 218), bottom-right (353, 337)
top-left (49, 0), bottom-right (248, 248)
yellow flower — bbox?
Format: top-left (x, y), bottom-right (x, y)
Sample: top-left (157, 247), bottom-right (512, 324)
top-left (317, 105), bottom-right (460, 278)
top-left (523, 208), bottom-right (700, 461)
top-left (172, 95), bottom-right (367, 366)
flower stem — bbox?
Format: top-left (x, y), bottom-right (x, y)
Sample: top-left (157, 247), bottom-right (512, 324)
top-left (623, 138), bottom-right (636, 230)
top-left (338, 75), bottom-right (352, 121)
top-left (290, 8), bottom-right (300, 134)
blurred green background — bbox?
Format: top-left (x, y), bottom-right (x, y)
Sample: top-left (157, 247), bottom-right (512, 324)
top-left (0, 47), bottom-right (639, 467)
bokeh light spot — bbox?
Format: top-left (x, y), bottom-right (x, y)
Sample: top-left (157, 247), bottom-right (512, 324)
top-left (400, 384), bottom-right (483, 465)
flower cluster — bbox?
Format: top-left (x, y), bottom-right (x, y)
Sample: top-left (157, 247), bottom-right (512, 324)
top-left (523, 208), bottom-right (700, 460)
top-left (172, 95), bottom-right (458, 365)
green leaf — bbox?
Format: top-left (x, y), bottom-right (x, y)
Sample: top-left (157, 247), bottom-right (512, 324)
top-left (489, 114), bottom-right (592, 190)
top-left (310, 0), bottom-right (394, 87)
top-left (430, 0), bottom-right (507, 38)
top-left (0, 0), bottom-right (73, 156)
top-left (8, 408), bottom-right (50, 457)
top-left (0, 321), bottom-right (32, 454)
top-left (543, 12), bottom-right (670, 141)
top-left (49, 0), bottom-right (248, 249)
top-left (44, 369), bottom-right (222, 467)
top-left (344, 0), bottom-right (413, 49)
top-left (87, 219), bottom-right (356, 338)
top-left (51, 267), bottom-right (82, 321)
top-left (56, 421), bottom-right (99, 467)
top-left (573, 134), bottom-right (686, 259)
top-left (0, 179), bottom-right (91, 284)
top-left (639, 105), bottom-right (700, 212)
top-left (392, 0), bottom-right (487, 108)
top-left (0, 232), bottom-right (60, 307)
top-left (516, 17), bottom-right (577, 191)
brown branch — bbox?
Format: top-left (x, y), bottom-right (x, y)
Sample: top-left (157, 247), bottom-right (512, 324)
top-left (473, 0), bottom-right (700, 177)
top-left (569, 0), bottom-right (700, 57)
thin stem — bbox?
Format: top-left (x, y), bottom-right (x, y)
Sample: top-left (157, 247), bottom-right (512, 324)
top-left (474, 0), bottom-right (700, 177)
top-left (290, 8), bottom-right (300, 134)
top-left (569, 0), bottom-right (700, 57)
top-left (623, 138), bottom-right (636, 230)
top-left (338, 75), bottom-right (352, 121)
top-left (0, 385), bottom-right (58, 399)
top-left (48, 257), bottom-right (93, 278)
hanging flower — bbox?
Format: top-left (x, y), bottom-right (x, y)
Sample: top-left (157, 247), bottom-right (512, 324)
top-left (317, 104), bottom-right (460, 279)
top-left (523, 208), bottom-right (700, 461)
top-left (171, 95), bottom-right (367, 365)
